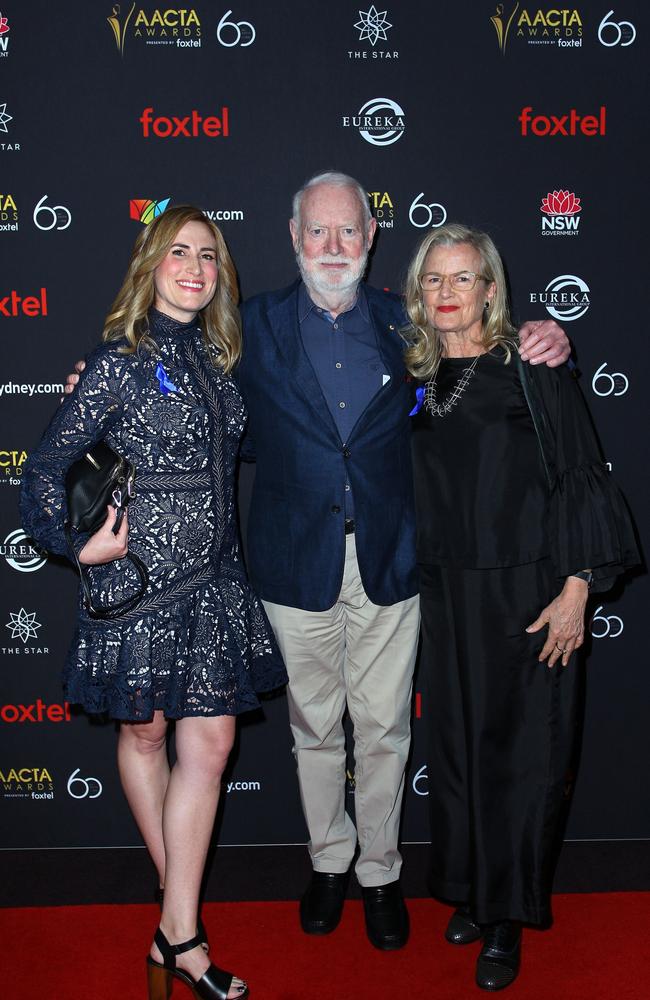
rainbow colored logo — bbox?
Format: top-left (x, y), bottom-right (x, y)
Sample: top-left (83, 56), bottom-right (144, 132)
top-left (129, 198), bottom-right (170, 224)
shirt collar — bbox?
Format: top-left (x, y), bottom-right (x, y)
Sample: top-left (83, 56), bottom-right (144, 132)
top-left (298, 280), bottom-right (369, 325)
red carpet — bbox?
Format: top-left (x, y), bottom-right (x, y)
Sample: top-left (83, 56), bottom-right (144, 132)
top-left (3, 894), bottom-right (649, 1000)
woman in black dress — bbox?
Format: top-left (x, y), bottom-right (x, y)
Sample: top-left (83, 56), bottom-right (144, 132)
top-left (21, 206), bottom-right (287, 1000)
top-left (405, 224), bottom-right (638, 990)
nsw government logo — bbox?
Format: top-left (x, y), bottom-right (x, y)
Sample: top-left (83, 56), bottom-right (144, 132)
top-left (342, 98), bottom-right (405, 147)
top-left (0, 10), bottom-right (10, 58)
top-left (1, 529), bottom-right (48, 573)
top-left (529, 274), bottom-right (590, 322)
top-left (349, 6), bottom-right (398, 60)
top-left (540, 190), bottom-right (581, 236)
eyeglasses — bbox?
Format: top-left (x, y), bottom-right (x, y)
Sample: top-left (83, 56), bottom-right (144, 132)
top-left (418, 270), bottom-right (487, 292)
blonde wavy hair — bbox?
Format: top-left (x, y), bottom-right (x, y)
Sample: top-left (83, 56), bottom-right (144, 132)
top-left (103, 205), bottom-right (241, 373)
top-left (403, 223), bottom-right (516, 380)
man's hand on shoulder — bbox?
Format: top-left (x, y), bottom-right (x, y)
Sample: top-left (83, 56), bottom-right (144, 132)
top-left (518, 319), bottom-right (570, 368)
top-left (64, 359), bottom-right (86, 396)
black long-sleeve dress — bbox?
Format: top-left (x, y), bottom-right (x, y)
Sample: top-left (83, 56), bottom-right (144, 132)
top-left (20, 310), bottom-right (287, 721)
top-left (411, 351), bottom-right (638, 925)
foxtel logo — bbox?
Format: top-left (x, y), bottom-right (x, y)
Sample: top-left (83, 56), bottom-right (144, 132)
top-left (1, 699), bottom-right (71, 723)
top-left (519, 106), bottom-right (606, 137)
top-left (140, 107), bottom-right (230, 138)
top-left (0, 288), bottom-right (48, 317)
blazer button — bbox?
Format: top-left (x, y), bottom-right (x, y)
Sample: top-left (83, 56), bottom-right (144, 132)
top-left (343, 448), bottom-right (351, 459)
top-left (331, 505), bottom-right (341, 514)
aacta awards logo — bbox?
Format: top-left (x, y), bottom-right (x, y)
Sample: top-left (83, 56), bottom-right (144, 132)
top-left (349, 6), bottom-right (399, 60)
top-left (0, 192), bottom-right (17, 232)
top-left (0, 448), bottom-right (27, 486)
top-left (140, 107), bottom-right (230, 138)
top-left (529, 274), bottom-right (590, 321)
top-left (0, 766), bottom-right (54, 800)
top-left (491, 5), bottom-right (583, 51)
top-left (540, 190), bottom-right (581, 236)
top-left (0, 10), bottom-right (10, 58)
top-left (368, 191), bottom-right (395, 229)
top-left (130, 198), bottom-right (170, 223)
top-left (342, 98), bottom-right (405, 147)
top-left (1, 529), bottom-right (48, 572)
top-left (107, 4), bottom-right (201, 54)
top-left (519, 106), bottom-right (606, 137)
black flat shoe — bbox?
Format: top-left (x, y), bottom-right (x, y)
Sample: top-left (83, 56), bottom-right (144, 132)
top-left (300, 871), bottom-right (348, 934)
top-left (475, 920), bottom-right (522, 991)
top-left (156, 885), bottom-right (209, 952)
top-left (362, 881), bottom-right (409, 951)
top-left (146, 926), bottom-right (248, 1000)
top-left (445, 905), bottom-right (482, 945)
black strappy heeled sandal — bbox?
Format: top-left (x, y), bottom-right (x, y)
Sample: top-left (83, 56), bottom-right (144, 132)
top-left (156, 886), bottom-right (209, 951)
top-left (146, 926), bottom-right (249, 1000)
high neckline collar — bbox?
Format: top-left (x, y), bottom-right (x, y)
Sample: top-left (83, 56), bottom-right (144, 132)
top-left (148, 307), bottom-right (200, 337)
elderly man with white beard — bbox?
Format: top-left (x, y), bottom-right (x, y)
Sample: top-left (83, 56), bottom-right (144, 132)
top-left (236, 171), bottom-right (571, 950)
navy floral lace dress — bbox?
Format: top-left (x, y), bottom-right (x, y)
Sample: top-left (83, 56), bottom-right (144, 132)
top-left (20, 309), bottom-right (287, 720)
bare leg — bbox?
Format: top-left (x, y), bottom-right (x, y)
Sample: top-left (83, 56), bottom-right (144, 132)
top-left (117, 710), bottom-right (169, 888)
top-left (150, 714), bottom-right (246, 998)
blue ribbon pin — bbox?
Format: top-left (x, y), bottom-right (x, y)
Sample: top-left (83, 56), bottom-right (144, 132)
top-left (156, 362), bottom-right (179, 396)
top-left (409, 386), bottom-right (425, 416)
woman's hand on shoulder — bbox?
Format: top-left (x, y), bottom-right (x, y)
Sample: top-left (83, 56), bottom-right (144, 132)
top-left (63, 359), bottom-right (86, 397)
top-left (78, 507), bottom-right (128, 565)
top-left (526, 575), bottom-right (589, 668)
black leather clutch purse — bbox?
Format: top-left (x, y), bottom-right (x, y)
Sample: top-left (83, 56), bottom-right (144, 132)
top-left (66, 440), bottom-right (136, 535)
top-left (65, 441), bottom-right (149, 620)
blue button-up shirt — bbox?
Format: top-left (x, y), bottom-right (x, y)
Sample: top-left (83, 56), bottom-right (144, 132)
top-left (298, 282), bottom-right (388, 517)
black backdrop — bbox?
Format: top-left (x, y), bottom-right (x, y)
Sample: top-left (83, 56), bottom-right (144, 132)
top-left (1, 2), bottom-right (648, 858)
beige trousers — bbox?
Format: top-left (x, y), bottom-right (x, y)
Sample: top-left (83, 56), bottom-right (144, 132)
top-left (263, 534), bottom-right (420, 887)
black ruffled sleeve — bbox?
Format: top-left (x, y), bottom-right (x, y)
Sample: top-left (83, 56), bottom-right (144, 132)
top-left (530, 362), bottom-right (639, 592)
top-left (20, 345), bottom-right (129, 559)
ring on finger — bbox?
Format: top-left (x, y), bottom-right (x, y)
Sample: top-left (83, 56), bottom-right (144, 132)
top-left (555, 642), bottom-right (567, 653)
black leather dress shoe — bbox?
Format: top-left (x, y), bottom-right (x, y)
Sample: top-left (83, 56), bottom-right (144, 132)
top-left (475, 920), bottom-right (522, 991)
top-left (445, 905), bottom-right (482, 945)
top-left (299, 871), bottom-right (348, 934)
top-left (362, 881), bottom-right (409, 950)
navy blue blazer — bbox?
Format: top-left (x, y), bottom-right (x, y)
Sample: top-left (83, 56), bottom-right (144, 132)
top-left (238, 280), bottom-right (418, 611)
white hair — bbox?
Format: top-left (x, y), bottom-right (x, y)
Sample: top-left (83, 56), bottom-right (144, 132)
top-left (291, 171), bottom-right (372, 232)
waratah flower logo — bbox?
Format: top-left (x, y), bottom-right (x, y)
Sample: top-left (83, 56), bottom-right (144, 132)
top-left (540, 190), bottom-right (582, 216)
top-left (0, 12), bottom-right (10, 35)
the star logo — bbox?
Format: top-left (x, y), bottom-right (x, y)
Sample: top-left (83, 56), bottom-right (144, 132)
top-left (354, 6), bottom-right (392, 46)
top-left (0, 102), bottom-right (12, 133)
top-left (6, 608), bottom-right (42, 643)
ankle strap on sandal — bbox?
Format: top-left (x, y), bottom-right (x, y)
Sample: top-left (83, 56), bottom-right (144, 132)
top-left (154, 926), bottom-right (203, 967)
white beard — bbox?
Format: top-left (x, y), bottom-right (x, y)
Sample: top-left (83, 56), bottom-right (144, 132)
top-left (297, 247), bottom-right (368, 303)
